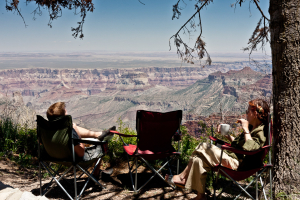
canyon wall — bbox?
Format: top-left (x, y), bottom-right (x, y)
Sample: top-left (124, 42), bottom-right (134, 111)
top-left (0, 66), bottom-right (272, 130)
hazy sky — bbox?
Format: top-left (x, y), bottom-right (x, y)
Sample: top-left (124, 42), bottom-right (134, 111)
top-left (1, 0), bottom-right (270, 54)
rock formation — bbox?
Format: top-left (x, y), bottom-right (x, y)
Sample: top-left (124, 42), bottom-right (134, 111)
top-left (0, 66), bottom-right (271, 130)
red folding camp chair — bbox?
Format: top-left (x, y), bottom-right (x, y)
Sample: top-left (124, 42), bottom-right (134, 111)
top-left (111, 110), bottom-right (182, 192)
top-left (210, 115), bottom-right (272, 200)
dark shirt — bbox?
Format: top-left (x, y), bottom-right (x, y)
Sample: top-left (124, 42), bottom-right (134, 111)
top-left (72, 128), bottom-right (80, 147)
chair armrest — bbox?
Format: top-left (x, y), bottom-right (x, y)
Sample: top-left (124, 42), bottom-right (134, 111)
top-left (110, 130), bottom-right (137, 138)
top-left (73, 138), bottom-right (108, 145)
top-left (221, 145), bottom-right (271, 155)
top-left (209, 136), bottom-right (231, 146)
top-left (109, 130), bottom-right (137, 146)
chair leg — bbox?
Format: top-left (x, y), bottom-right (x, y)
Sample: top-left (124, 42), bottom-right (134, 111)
top-left (269, 168), bottom-right (272, 199)
top-left (135, 157), bottom-right (138, 193)
top-left (137, 157), bottom-right (176, 191)
top-left (260, 176), bottom-right (268, 200)
top-left (39, 162), bottom-right (42, 196)
top-left (166, 158), bottom-right (172, 176)
top-left (177, 158), bottom-right (179, 175)
top-left (125, 154), bottom-right (135, 191)
top-left (256, 172), bottom-right (258, 199)
top-left (41, 162), bottom-right (73, 200)
top-left (74, 165), bottom-right (77, 200)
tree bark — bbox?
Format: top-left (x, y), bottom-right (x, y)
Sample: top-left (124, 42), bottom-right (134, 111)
top-left (270, 0), bottom-right (300, 198)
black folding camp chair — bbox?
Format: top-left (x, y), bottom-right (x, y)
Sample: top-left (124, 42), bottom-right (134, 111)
top-left (112, 110), bottom-right (182, 192)
top-left (210, 114), bottom-right (272, 199)
top-left (36, 115), bottom-right (109, 200)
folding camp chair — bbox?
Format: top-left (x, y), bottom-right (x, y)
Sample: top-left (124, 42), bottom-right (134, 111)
top-left (36, 115), bottom-right (109, 200)
top-left (111, 110), bottom-right (182, 192)
top-left (210, 115), bottom-right (272, 200)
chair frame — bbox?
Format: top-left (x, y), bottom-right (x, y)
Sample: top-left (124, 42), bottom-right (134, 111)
top-left (111, 110), bottom-right (182, 193)
top-left (37, 115), bottom-right (108, 200)
top-left (210, 114), bottom-right (272, 200)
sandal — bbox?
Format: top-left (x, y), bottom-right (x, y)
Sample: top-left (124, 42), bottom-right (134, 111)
top-left (98, 126), bottom-right (116, 141)
top-left (165, 175), bottom-right (185, 189)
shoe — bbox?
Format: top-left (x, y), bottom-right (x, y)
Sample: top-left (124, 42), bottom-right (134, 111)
top-left (96, 168), bottom-right (114, 182)
top-left (102, 168), bottom-right (114, 175)
top-left (98, 126), bottom-right (116, 141)
top-left (165, 174), bottom-right (185, 189)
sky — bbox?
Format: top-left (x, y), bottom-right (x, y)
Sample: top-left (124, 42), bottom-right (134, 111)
top-left (0, 0), bottom-right (270, 54)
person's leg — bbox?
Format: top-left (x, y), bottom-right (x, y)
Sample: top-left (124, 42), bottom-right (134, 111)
top-left (165, 158), bottom-right (193, 185)
top-left (165, 142), bottom-right (207, 185)
top-left (73, 124), bottom-right (116, 140)
top-left (93, 159), bottom-right (102, 177)
top-left (74, 125), bottom-right (102, 138)
top-left (185, 156), bottom-right (209, 200)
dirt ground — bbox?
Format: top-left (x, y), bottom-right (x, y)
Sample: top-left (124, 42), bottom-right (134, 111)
top-left (0, 158), bottom-right (255, 200)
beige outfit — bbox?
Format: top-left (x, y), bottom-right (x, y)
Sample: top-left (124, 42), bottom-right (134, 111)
top-left (185, 124), bottom-right (266, 193)
top-left (185, 142), bottom-right (239, 194)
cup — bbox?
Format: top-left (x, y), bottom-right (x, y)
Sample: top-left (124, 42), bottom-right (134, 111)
top-left (220, 124), bottom-right (230, 135)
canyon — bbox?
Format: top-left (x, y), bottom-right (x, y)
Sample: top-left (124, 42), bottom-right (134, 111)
top-left (0, 65), bottom-right (271, 131)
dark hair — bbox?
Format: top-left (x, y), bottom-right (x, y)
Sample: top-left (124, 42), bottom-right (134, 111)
top-left (46, 102), bottom-right (66, 121)
top-left (248, 99), bottom-right (271, 144)
top-left (248, 99), bottom-right (270, 124)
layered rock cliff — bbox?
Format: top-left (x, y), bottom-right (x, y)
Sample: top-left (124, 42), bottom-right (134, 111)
top-left (0, 66), bottom-right (271, 130)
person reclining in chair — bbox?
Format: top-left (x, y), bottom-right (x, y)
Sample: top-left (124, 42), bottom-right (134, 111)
top-left (165, 99), bottom-right (270, 200)
top-left (47, 102), bottom-right (115, 177)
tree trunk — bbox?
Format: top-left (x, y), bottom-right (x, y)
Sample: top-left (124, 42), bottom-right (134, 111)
top-left (270, 0), bottom-right (300, 198)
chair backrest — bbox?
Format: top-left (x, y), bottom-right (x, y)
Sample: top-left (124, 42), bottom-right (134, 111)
top-left (263, 114), bottom-right (272, 146)
top-left (136, 110), bottom-right (182, 152)
top-left (37, 115), bottom-right (73, 160)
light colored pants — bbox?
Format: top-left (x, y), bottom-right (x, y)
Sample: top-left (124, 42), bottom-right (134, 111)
top-left (185, 143), bottom-right (239, 194)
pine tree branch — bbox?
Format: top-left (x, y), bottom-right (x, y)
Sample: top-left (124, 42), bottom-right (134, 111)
top-left (253, 0), bottom-right (270, 21)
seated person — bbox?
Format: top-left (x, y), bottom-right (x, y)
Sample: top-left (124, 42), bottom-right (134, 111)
top-left (47, 102), bottom-right (115, 177)
top-left (165, 99), bottom-right (270, 200)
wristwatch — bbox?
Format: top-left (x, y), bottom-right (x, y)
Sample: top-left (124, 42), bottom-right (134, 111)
top-left (244, 129), bottom-right (250, 134)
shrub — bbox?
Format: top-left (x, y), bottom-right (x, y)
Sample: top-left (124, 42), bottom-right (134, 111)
top-left (103, 118), bottom-right (137, 164)
top-left (0, 117), bottom-right (38, 166)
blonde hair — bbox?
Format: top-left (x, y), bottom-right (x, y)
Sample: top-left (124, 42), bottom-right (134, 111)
top-left (46, 102), bottom-right (66, 121)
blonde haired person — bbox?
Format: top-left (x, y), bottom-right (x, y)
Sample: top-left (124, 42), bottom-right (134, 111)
top-left (46, 102), bottom-right (115, 177)
top-left (165, 99), bottom-right (270, 200)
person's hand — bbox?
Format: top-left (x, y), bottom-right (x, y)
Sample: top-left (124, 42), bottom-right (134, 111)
top-left (236, 119), bottom-right (250, 134)
top-left (217, 124), bottom-right (221, 133)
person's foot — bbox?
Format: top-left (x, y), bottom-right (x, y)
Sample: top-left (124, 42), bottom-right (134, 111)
top-left (97, 126), bottom-right (116, 141)
top-left (165, 174), bottom-right (186, 186)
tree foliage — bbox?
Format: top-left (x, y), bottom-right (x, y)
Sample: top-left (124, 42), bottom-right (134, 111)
top-left (5, 0), bottom-right (94, 39)
top-left (170, 0), bottom-right (269, 66)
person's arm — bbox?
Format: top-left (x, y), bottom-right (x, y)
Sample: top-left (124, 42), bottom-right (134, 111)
top-left (237, 119), bottom-right (253, 141)
top-left (72, 123), bottom-right (85, 157)
top-left (237, 119), bottom-right (266, 151)
top-left (74, 143), bottom-right (85, 157)
top-left (226, 135), bottom-right (235, 142)
top-left (217, 124), bottom-right (235, 142)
